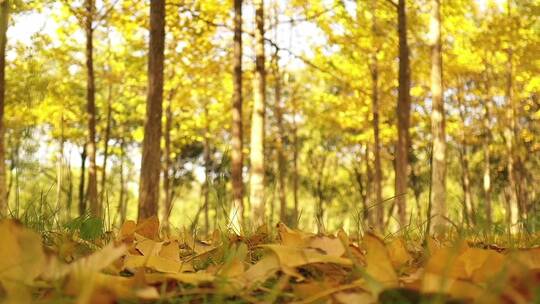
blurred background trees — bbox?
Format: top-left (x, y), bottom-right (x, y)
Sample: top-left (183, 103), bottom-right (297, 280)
top-left (0, 0), bottom-right (538, 234)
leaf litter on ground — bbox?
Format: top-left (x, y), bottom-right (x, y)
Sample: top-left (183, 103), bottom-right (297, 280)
top-left (0, 217), bottom-right (539, 303)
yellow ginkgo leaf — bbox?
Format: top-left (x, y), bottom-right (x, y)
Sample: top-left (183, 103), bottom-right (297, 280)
top-left (362, 233), bottom-right (398, 293)
top-left (309, 235), bottom-right (345, 257)
top-left (387, 238), bottom-right (412, 269)
top-left (0, 220), bottom-right (46, 303)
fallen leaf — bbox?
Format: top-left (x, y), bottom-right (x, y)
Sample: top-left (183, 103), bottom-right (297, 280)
top-left (387, 238), bottom-right (412, 269)
top-left (363, 233), bottom-right (398, 293)
top-left (261, 244), bottom-right (352, 268)
top-left (135, 216), bottom-right (160, 240)
top-left (0, 220), bottom-right (46, 303)
top-left (243, 254), bottom-right (280, 285)
top-left (308, 235), bottom-right (345, 257)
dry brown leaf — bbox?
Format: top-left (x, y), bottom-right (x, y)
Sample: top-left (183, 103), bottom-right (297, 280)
top-left (308, 235), bottom-right (345, 257)
top-left (421, 272), bottom-right (483, 301)
top-left (124, 255), bottom-right (192, 273)
top-left (159, 241), bottom-right (180, 262)
top-left (243, 254), bottom-right (280, 285)
top-left (424, 241), bottom-right (468, 279)
top-left (135, 238), bottom-right (164, 257)
top-left (334, 291), bottom-right (375, 304)
top-left (118, 220), bottom-right (137, 242)
top-left (183, 230), bottom-right (216, 255)
top-left (0, 220), bottom-right (46, 303)
top-left (387, 238), bottom-right (412, 269)
top-left (363, 233), bottom-right (398, 291)
top-left (261, 244), bottom-right (352, 268)
top-left (277, 223), bottom-right (312, 247)
top-left (135, 216), bottom-right (160, 240)
top-left (510, 247), bottom-right (540, 270)
top-left (64, 244), bottom-right (127, 304)
top-left (145, 271), bottom-right (215, 285)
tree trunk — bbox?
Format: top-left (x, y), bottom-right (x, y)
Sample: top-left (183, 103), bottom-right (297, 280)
top-left (482, 96), bottom-right (492, 226)
top-left (162, 94), bottom-right (173, 228)
top-left (395, 0), bottom-right (411, 228)
top-left (118, 139), bottom-right (127, 224)
top-left (504, 2), bottom-right (523, 225)
top-left (56, 114), bottom-right (65, 218)
top-left (315, 154), bottom-right (327, 233)
top-left (457, 88), bottom-right (475, 225)
top-left (365, 145), bottom-right (374, 226)
top-left (457, 93), bottom-right (474, 226)
top-left (138, 0), bottom-right (165, 221)
top-left (67, 156), bottom-right (73, 219)
top-left (370, 0), bottom-right (384, 230)
top-left (273, 52), bottom-right (287, 224)
top-left (78, 144), bottom-right (87, 216)
top-left (85, 0), bottom-right (99, 217)
top-left (249, 0), bottom-right (266, 227)
top-left (230, 0), bottom-right (244, 232)
top-left (100, 82), bottom-right (113, 206)
top-left (0, 0), bottom-right (9, 216)
top-left (429, 0), bottom-right (446, 231)
top-left (291, 90), bottom-right (299, 227)
top-left (203, 104), bottom-right (211, 233)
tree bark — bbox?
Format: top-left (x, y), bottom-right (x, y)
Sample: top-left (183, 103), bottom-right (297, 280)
top-left (162, 94), bottom-right (173, 228)
top-left (100, 82), bottom-right (113, 206)
top-left (504, 1), bottom-right (523, 225)
top-left (85, 0), bottom-right (99, 217)
top-left (481, 94), bottom-right (492, 226)
top-left (78, 144), bottom-right (87, 216)
top-left (395, 0), bottom-right (411, 228)
top-left (457, 92), bottom-right (474, 226)
top-left (67, 156), bottom-right (73, 219)
top-left (273, 52), bottom-right (287, 224)
top-left (370, 0), bottom-right (384, 230)
top-left (56, 114), bottom-right (65, 218)
top-left (138, 0), bottom-right (165, 221)
top-left (203, 105), bottom-right (211, 233)
top-left (230, 0), bottom-right (244, 232)
top-left (292, 89), bottom-right (299, 227)
top-left (429, 0), bottom-right (446, 230)
top-left (0, 0), bottom-right (9, 216)
top-left (249, 0), bottom-right (266, 227)
top-left (118, 139), bottom-right (127, 224)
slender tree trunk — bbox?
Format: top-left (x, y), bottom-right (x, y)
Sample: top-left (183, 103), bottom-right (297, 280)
top-left (365, 145), bottom-right (374, 226)
top-left (370, 0), bottom-right (384, 230)
top-left (138, 0), bottom-right (165, 221)
top-left (118, 139), bottom-right (127, 224)
top-left (292, 92), bottom-right (299, 227)
top-left (56, 114), bottom-right (65, 217)
top-left (353, 155), bottom-right (369, 223)
top-left (457, 94), bottom-right (474, 225)
top-left (504, 3), bottom-right (523, 225)
top-left (6, 144), bottom-right (14, 203)
top-left (249, 0), bottom-right (267, 227)
top-left (315, 155), bottom-right (327, 233)
top-left (429, 0), bottom-right (446, 230)
top-left (395, 0), bottom-right (411, 228)
top-left (273, 52), bottom-right (287, 224)
top-left (162, 94), bottom-right (173, 228)
top-left (78, 144), bottom-right (87, 216)
top-left (203, 104), bottom-right (211, 233)
top-left (0, 0), bottom-right (9, 216)
top-left (230, 0), bottom-right (244, 232)
top-left (100, 82), bottom-right (113, 205)
top-left (67, 156), bottom-right (73, 219)
top-left (481, 95), bottom-right (492, 226)
top-left (84, 0), bottom-right (99, 217)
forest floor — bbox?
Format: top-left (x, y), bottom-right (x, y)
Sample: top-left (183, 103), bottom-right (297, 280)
top-left (1, 216), bottom-right (540, 303)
